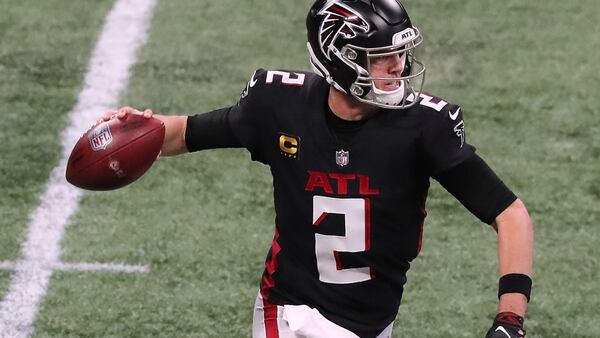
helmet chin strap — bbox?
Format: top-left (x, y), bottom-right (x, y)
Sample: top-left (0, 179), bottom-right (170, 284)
top-left (372, 80), bottom-right (406, 106)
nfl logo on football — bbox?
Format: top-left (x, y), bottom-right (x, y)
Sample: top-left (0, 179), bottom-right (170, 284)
top-left (335, 150), bottom-right (349, 167)
top-left (89, 124), bottom-right (113, 151)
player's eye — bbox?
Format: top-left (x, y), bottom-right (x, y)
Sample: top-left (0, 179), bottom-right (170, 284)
top-left (369, 52), bottom-right (405, 66)
top-left (370, 55), bottom-right (387, 65)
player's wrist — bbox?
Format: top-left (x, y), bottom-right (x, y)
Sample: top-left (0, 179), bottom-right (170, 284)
top-left (498, 293), bottom-right (527, 317)
top-left (498, 273), bottom-right (532, 302)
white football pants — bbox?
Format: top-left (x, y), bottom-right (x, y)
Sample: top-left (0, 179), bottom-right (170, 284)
top-left (252, 292), bottom-right (394, 338)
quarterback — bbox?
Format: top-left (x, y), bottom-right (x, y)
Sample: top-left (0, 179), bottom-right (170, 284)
top-left (105, 0), bottom-right (533, 337)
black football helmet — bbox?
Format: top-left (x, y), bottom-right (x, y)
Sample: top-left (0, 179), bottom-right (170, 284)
top-left (306, 0), bottom-right (425, 109)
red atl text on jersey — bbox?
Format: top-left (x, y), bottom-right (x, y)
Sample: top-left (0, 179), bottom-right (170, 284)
top-left (304, 170), bottom-right (380, 196)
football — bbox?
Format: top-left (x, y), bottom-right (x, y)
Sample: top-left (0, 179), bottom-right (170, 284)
top-left (66, 114), bottom-right (165, 191)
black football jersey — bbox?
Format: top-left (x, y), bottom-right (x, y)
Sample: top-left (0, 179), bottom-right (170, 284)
top-left (193, 69), bottom-right (476, 337)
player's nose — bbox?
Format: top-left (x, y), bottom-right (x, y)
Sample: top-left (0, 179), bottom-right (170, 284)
top-left (388, 54), bottom-right (405, 74)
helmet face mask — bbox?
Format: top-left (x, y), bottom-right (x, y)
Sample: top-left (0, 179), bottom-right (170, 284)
top-left (307, 0), bottom-right (426, 109)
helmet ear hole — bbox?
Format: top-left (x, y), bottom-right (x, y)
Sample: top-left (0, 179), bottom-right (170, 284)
top-left (401, 61), bottom-right (412, 77)
top-left (401, 53), bottom-right (413, 77)
top-left (356, 53), bottom-right (368, 70)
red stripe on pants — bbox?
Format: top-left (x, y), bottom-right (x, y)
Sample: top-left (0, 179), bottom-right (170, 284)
top-left (263, 301), bottom-right (279, 338)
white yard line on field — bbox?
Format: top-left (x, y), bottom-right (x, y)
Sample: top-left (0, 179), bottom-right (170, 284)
top-left (0, 0), bottom-right (158, 337)
top-left (0, 262), bottom-right (15, 271)
top-left (0, 261), bottom-right (149, 274)
top-left (52, 262), bottom-right (150, 274)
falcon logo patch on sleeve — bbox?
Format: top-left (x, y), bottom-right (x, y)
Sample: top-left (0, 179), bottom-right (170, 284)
top-left (240, 70), bottom-right (259, 99)
top-left (454, 120), bottom-right (465, 148)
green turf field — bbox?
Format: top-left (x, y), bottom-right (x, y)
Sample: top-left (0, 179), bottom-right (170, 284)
top-left (1, 0), bottom-right (598, 337)
top-left (0, 0), bottom-right (116, 269)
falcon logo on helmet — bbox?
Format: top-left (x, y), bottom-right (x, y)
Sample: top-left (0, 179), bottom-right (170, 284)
top-left (318, 2), bottom-right (369, 60)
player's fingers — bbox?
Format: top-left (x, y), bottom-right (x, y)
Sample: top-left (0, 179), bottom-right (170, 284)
top-left (143, 109), bottom-right (154, 118)
top-left (101, 111), bottom-right (117, 121)
top-left (118, 106), bottom-right (135, 113)
top-left (118, 106), bottom-right (143, 116)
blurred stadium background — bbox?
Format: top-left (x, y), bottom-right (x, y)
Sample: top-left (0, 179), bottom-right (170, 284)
top-left (0, 0), bottom-right (598, 337)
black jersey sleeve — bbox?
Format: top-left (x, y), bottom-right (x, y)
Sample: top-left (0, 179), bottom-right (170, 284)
top-left (434, 153), bottom-right (517, 224)
top-left (227, 68), bottom-right (272, 164)
top-left (184, 69), bottom-right (272, 164)
top-left (421, 102), bottom-right (476, 175)
top-left (185, 107), bottom-right (242, 151)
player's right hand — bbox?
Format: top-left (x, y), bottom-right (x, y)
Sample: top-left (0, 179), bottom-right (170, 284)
top-left (485, 312), bottom-right (525, 338)
top-left (101, 106), bottom-right (153, 122)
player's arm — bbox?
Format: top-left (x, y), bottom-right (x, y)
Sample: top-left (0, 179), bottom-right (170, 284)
top-left (492, 199), bottom-right (533, 317)
top-left (104, 103), bottom-right (256, 158)
top-left (434, 156), bottom-right (533, 337)
top-left (154, 114), bottom-right (188, 156)
top-left (482, 199), bottom-right (532, 338)
top-left (103, 70), bottom-right (267, 158)
top-left (102, 107), bottom-right (188, 156)
top-left (422, 102), bottom-right (533, 336)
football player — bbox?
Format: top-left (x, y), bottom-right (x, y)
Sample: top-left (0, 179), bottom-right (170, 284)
top-left (104, 0), bottom-right (533, 337)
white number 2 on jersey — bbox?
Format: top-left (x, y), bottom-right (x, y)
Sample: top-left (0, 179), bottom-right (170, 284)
top-left (265, 70), bottom-right (305, 86)
top-left (312, 196), bottom-right (373, 284)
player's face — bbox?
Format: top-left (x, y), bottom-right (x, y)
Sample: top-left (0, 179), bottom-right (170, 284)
top-left (369, 52), bottom-right (406, 91)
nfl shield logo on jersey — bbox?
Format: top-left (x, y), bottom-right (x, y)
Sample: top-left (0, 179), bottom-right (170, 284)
top-left (335, 149), bottom-right (349, 167)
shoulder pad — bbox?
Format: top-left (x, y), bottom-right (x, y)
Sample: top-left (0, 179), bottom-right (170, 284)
top-left (264, 69), bottom-right (307, 87)
top-left (239, 69), bottom-right (311, 101)
top-left (411, 92), bottom-right (462, 120)
top-left (239, 68), bottom-right (268, 100)
top-left (438, 101), bottom-right (463, 123)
